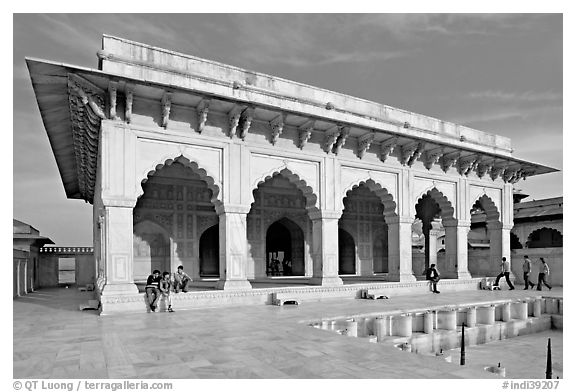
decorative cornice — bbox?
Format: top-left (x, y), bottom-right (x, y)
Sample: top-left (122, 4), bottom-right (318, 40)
top-left (357, 132), bottom-right (375, 159)
top-left (269, 113), bottom-right (286, 145)
top-left (333, 125), bottom-right (350, 155)
top-left (323, 125), bottom-right (340, 153)
top-left (67, 73), bottom-right (106, 203)
top-left (161, 92), bottom-right (172, 128)
top-left (297, 120), bottom-right (315, 149)
top-left (196, 98), bottom-right (211, 133)
top-left (379, 136), bottom-right (398, 163)
top-left (239, 106), bottom-right (255, 140)
top-left (475, 160), bottom-right (493, 179)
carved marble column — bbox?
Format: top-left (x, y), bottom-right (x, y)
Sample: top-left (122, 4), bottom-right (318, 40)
top-left (428, 219), bottom-right (443, 268)
top-left (444, 219), bottom-right (472, 279)
top-left (216, 205), bottom-right (252, 290)
top-left (387, 216), bottom-right (416, 282)
top-left (100, 203), bottom-right (139, 296)
top-left (309, 211), bottom-right (343, 286)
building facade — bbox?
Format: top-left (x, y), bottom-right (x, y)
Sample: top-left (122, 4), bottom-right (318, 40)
top-left (27, 36), bottom-right (556, 312)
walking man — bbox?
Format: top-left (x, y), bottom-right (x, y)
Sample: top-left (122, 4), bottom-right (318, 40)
top-left (495, 257), bottom-right (515, 290)
top-left (522, 255), bottom-right (536, 290)
top-left (537, 257), bottom-right (552, 291)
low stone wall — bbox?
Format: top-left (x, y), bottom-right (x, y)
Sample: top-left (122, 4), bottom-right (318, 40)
top-left (99, 278), bottom-right (483, 315)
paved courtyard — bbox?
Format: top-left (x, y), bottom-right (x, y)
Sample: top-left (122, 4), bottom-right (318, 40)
top-left (13, 287), bottom-right (562, 379)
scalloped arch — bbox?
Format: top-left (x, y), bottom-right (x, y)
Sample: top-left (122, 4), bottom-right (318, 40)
top-left (137, 155), bottom-right (222, 209)
top-left (471, 194), bottom-right (500, 222)
top-left (415, 187), bottom-right (455, 222)
top-left (250, 168), bottom-right (319, 213)
top-left (527, 227), bottom-right (563, 248)
top-left (341, 178), bottom-right (398, 219)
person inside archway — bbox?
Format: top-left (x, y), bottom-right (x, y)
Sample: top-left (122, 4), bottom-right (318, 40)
top-left (426, 264), bottom-right (441, 294)
top-left (495, 257), bottom-right (515, 290)
top-left (173, 265), bottom-right (191, 293)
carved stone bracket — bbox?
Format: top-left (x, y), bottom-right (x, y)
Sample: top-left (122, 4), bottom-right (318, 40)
top-left (108, 81), bottom-right (120, 120)
top-left (423, 146), bottom-right (444, 170)
top-left (440, 152), bottom-right (460, 173)
top-left (333, 125), bottom-right (350, 154)
top-left (407, 142), bottom-right (426, 167)
top-left (357, 132), bottom-right (375, 159)
top-left (161, 92), bottom-right (172, 128)
top-left (490, 165), bottom-right (506, 181)
top-left (269, 113), bottom-right (286, 145)
top-left (457, 155), bottom-right (478, 176)
top-left (239, 106), bottom-right (255, 140)
top-left (67, 73), bottom-right (106, 203)
top-left (399, 141), bottom-right (420, 166)
top-left (125, 84), bottom-right (134, 124)
top-left (228, 105), bottom-right (245, 138)
top-left (379, 136), bottom-right (398, 163)
top-left (323, 125), bottom-right (340, 153)
top-left (475, 161), bottom-right (493, 179)
top-left (297, 120), bottom-right (315, 149)
top-left (196, 98), bottom-right (211, 133)
top-left (502, 167), bottom-right (522, 183)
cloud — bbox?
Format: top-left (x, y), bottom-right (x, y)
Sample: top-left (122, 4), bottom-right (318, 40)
top-left (449, 105), bottom-right (562, 125)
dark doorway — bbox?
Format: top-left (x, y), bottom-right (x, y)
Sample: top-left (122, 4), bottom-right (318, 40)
top-left (338, 228), bottom-right (356, 274)
top-left (199, 224), bottom-right (219, 277)
top-left (266, 221), bottom-right (292, 276)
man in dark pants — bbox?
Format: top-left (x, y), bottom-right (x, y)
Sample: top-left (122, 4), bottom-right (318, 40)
top-left (426, 264), bottom-right (441, 294)
top-left (495, 257), bottom-right (515, 290)
top-left (145, 270), bottom-right (162, 312)
top-left (537, 257), bottom-right (552, 291)
top-left (522, 255), bottom-right (535, 290)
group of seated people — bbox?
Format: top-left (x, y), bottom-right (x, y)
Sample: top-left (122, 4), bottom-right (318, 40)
top-left (145, 265), bottom-right (191, 312)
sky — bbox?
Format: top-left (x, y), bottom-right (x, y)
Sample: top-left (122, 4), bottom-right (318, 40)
top-left (12, 13), bottom-right (563, 246)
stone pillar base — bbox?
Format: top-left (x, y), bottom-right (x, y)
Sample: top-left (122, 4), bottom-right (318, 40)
top-left (456, 271), bottom-right (472, 279)
top-left (387, 272), bottom-right (417, 282)
top-left (100, 283), bottom-right (139, 296)
top-left (309, 276), bottom-right (343, 286)
top-left (216, 279), bottom-right (252, 291)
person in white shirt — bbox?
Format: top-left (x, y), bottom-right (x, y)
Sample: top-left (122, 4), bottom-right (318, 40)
top-left (495, 257), bottom-right (515, 290)
top-left (537, 257), bottom-right (552, 291)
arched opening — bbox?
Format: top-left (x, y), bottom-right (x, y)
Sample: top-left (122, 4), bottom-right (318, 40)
top-left (527, 228), bottom-right (563, 248)
top-left (510, 232), bottom-right (523, 249)
top-left (414, 194), bottom-right (442, 275)
top-left (247, 173), bottom-right (312, 279)
top-left (133, 221), bottom-right (170, 282)
top-left (199, 224), bottom-right (219, 277)
top-left (265, 218), bottom-right (305, 276)
top-left (339, 228), bottom-right (356, 274)
top-left (468, 195), bottom-right (500, 276)
top-left (134, 158), bottom-right (219, 285)
top-left (339, 181), bottom-right (389, 277)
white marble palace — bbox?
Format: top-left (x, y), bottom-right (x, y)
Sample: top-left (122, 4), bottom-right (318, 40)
top-left (27, 36), bottom-right (557, 313)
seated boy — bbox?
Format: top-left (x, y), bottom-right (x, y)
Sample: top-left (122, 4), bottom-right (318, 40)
top-left (173, 265), bottom-right (191, 293)
top-left (159, 271), bottom-right (175, 312)
top-left (145, 270), bottom-right (162, 312)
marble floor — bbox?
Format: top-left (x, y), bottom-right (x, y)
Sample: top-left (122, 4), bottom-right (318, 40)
top-left (13, 286), bottom-right (562, 379)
